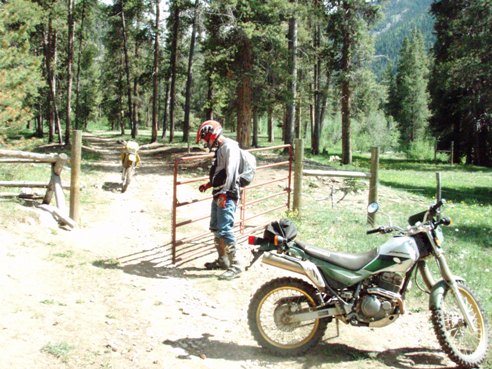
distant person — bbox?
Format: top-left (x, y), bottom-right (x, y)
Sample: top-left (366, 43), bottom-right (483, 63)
top-left (196, 120), bottom-right (242, 280)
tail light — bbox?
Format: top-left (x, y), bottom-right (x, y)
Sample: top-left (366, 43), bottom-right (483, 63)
top-left (273, 235), bottom-right (285, 246)
top-left (248, 236), bottom-right (257, 245)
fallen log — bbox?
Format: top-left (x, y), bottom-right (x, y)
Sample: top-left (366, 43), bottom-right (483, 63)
top-left (36, 203), bottom-right (76, 229)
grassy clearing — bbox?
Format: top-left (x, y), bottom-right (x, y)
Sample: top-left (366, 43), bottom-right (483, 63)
top-left (296, 150), bottom-right (492, 366)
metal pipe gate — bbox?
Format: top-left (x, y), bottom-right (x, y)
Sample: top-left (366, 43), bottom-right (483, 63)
top-left (172, 144), bottom-right (292, 264)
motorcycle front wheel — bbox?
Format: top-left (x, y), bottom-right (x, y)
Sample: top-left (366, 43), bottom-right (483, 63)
top-left (431, 280), bottom-right (489, 368)
top-left (248, 277), bottom-right (328, 356)
top-left (121, 163), bottom-right (134, 193)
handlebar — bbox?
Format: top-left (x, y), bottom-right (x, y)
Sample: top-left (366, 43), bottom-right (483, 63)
top-left (437, 217), bottom-right (452, 226)
top-left (366, 225), bottom-right (403, 235)
top-left (367, 201), bottom-right (451, 236)
top-left (366, 226), bottom-right (384, 235)
top-left (429, 200), bottom-right (444, 216)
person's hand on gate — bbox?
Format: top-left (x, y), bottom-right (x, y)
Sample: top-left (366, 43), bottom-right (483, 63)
top-left (199, 182), bottom-right (212, 192)
top-left (217, 194), bottom-right (227, 209)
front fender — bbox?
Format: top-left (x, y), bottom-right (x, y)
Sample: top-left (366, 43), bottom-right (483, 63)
top-left (429, 277), bottom-right (466, 310)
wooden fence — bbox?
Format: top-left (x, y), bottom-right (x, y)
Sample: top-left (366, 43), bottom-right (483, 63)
top-left (0, 131), bottom-right (82, 228)
top-left (293, 140), bottom-right (379, 226)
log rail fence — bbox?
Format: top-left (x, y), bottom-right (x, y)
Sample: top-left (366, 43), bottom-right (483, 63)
top-left (293, 140), bottom-right (380, 226)
top-left (0, 130), bottom-right (82, 228)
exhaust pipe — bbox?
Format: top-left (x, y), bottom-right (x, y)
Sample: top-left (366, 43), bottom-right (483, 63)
top-left (262, 252), bottom-right (326, 289)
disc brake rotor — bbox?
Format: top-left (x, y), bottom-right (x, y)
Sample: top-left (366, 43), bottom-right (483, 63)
top-left (273, 303), bottom-right (301, 332)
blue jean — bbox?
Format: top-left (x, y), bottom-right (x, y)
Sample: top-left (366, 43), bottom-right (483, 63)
top-left (209, 197), bottom-right (237, 245)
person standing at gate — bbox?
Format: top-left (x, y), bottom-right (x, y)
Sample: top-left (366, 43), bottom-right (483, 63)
top-left (196, 119), bottom-right (242, 280)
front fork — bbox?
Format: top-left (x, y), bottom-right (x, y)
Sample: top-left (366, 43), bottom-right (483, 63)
top-left (421, 254), bottom-right (477, 332)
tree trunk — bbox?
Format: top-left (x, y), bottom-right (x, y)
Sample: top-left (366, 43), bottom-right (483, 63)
top-left (75, 0), bottom-right (86, 131)
top-left (341, 53), bottom-right (352, 163)
top-left (150, 0), bottom-right (160, 143)
top-left (120, 0), bottom-right (133, 136)
top-left (168, 0), bottom-right (180, 143)
top-left (43, 20), bottom-right (62, 145)
top-left (236, 30), bottom-right (253, 149)
top-left (118, 53), bottom-right (125, 135)
top-left (36, 102), bottom-right (44, 137)
top-left (161, 75), bottom-right (170, 139)
top-left (65, 0), bottom-right (75, 145)
top-left (341, 5), bottom-right (352, 165)
top-left (252, 108), bottom-right (258, 147)
top-left (285, 5), bottom-right (297, 146)
top-left (132, 38), bottom-right (140, 138)
top-left (183, 0), bottom-right (199, 143)
top-left (206, 75), bottom-right (214, 120)
top-left (267, 106), bottom-right (274, 143)
top-left (312, 9), bottom-right (321, 155)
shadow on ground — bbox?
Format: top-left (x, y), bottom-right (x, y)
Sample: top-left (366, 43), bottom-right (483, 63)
top-left (162, 334), bottom-right (457, 369)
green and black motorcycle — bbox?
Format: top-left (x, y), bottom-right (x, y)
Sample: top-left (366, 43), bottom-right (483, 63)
top-left (247, 200), bottom-right (489, 368)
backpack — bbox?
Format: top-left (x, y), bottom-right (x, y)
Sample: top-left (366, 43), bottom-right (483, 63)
top-left (238, 149), bottom-right (256, 187)
top-left (263, 219), bottom-right (297, 243)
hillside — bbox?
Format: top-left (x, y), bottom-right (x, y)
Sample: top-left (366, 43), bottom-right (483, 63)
top-left (372, 0), bottom-right (434, 77)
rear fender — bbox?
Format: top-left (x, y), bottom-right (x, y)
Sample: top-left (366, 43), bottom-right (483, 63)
top-left (262, 252), bottom-right (326, 290)
top-left (429, 277), bottom-right (466, 310)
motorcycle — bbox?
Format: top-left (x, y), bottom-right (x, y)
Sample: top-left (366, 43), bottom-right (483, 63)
top-left (120, 140), bottom-right (140, 193)
top-left (246, 200), bottom-right (489, 368)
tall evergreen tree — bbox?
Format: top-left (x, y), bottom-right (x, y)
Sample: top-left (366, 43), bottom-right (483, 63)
top-left (430, 0), bottom-right (492, 166)
top-left (202, 0), bottom-right (289, 148)
top-left (326, 0), bottom-right (382, 164)
top-left (150, 0), bottom-right (160, 143)
top-left (66, 0), bottom-right (75, 144)
top-left (0, 0), bottom-right (44, 128)
top-left (395, 30), bottom-right (430, 144)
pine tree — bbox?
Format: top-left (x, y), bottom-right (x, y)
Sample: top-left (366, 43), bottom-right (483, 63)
top-left (430, 0), bottom-right (492, 166)
top-left (0, 0), bottom-right (44, 128)
top-left (326, 0), bottom-right (382, 164)
top-left (395, 30), bottom-right (430, 144)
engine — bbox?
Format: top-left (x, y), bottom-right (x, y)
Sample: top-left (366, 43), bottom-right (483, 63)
top-left (352, 272), bottom-right (404, 327)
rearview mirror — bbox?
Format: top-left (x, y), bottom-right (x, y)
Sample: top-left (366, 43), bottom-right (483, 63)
top-left (367, 202), bottom-right (379, 214)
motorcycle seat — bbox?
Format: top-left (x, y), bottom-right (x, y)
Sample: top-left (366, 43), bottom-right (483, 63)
top-left (295, 241), bottom-right (378, 271)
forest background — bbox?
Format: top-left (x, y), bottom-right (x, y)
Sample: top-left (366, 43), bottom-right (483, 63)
top-left (0, 0), bottom-right (490, 167)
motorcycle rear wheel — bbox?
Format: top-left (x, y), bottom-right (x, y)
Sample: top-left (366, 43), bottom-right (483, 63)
top-left (431, 280), bottom-right (489, 368)
top-left (121, 164), bottom-right (134, 193)
top-left (248, 277), bottom-right (328, 356)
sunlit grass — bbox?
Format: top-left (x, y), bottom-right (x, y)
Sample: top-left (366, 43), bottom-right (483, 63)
top-left (295, 152), bottom-right (492, 353)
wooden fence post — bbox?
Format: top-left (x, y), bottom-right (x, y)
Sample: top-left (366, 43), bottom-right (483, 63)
top-left (450, 141), bottom-right (454, 165)
top-left (293, 138), bottom-right (304, 216)
top-left (367, 147), bottom-right (380, 226)
top-left (436, 172), bottom-right (442, 202)
top-left (43, 153), bottom-right (68, 206)
top-left (70, 130), bottom-right (82, 223)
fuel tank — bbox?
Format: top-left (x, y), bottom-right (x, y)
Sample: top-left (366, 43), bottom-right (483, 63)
top-left (363, 236), bottom-right (419, 273)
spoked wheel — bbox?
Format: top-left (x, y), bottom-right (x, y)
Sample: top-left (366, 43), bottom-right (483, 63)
top-left (121, 164), bottom-right (134, 193)
top-left (248, 277), bottom-right (328, 356)
top-left (431, 281), bottom-right (489, 368)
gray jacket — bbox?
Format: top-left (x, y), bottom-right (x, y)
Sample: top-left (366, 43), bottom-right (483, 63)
top-left (209, 138), bottom-right (241, 201)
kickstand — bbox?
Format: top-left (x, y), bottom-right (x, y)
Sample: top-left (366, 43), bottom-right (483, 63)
top-left (245, 250), bottom-right (263, 271)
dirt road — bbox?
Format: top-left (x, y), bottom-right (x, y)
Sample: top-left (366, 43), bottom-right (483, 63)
top-left (0, 133), bottom-right (457, 369)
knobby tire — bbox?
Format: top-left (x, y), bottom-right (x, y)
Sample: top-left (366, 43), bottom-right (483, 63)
top-left (121, 164), bottom-right (134, 193)
top-left (248, 277), bottom-right (328, 356)
top-left (431, 280), bottom-right (489, 368)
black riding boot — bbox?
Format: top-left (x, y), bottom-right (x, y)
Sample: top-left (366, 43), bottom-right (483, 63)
top-left (204, 237), bottom-right (230, 270)
top-left (218, 243), bottom-right (242, 280)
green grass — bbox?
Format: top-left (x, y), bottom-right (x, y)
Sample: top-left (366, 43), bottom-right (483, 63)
top-left (295, 151), bottom-right (492, 366)
top-left (41, 341), bottom-right (73, 362)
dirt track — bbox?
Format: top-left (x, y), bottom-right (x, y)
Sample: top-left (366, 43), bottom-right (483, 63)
top-left (0, 133), bottom-right (457, 369)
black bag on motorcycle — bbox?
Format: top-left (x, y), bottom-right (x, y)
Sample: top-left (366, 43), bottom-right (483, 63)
top-left (263, 219), bottom-right (297, 242)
